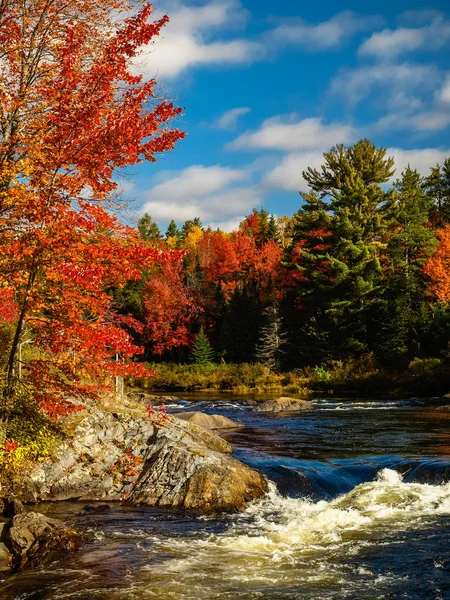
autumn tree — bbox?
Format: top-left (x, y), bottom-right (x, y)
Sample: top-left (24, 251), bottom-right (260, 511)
top-left (423, 225), bottom-right (450, 303)
top-left (0, 0), bottom-right (184, 437)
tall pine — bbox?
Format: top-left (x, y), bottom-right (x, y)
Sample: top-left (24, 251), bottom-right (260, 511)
top-left (291, 139), bottom-right (395, 360)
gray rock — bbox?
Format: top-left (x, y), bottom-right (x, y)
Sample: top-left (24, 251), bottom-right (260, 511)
top-left (253, 397), bottom-right (313, 413)
top-left (3, 511), bottom-right (81, 572)
top-left (0, 523), bottom-right (11, 577)
top-left (174, 412), bottom-right (244, 430)
top-left (18, 409), bottom-right (266, 513)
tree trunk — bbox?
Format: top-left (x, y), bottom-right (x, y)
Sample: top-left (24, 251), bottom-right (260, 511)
top-left (1, 269), bottom-right (36, 433)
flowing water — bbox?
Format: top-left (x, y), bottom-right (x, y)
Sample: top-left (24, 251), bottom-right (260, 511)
top-left (2, 396), bottom-right (450, 599)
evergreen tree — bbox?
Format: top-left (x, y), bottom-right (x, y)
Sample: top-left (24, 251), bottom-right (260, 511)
top-left (425, 158), bottom-right (450, 225)
top-left (373, 167), bottom-right (437, 366)
top-left (216, 285), bottom-right (262, 362)
top-left (138, 213), bottom-right (162, 242)
top-left (165, 220), bottom-right (181, 240)
top-left (256, 305), bottom-right (288, 371)
top-left (190, 327), bottom-right (215, 365)
top-left (267, 214), bottom-right (279, 242)
top-left (292, 139), bottom-right (395, 359)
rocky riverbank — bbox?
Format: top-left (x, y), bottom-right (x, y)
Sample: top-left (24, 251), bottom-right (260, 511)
top-left (16, 406), bottom-right (267, 513)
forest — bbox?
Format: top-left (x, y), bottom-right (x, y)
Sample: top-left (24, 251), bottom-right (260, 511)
top-left (112, 141), bottom-right (450, 394)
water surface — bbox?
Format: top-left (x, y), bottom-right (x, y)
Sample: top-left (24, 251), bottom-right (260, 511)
top-left (2, 396), bottom-right (450, 599)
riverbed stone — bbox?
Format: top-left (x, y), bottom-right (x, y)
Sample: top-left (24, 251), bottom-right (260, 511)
top-left (3, 497), bottom-right (26, 518)
top-left (253, 397), bottom-right (313, 413)
top-left (2, 512), bottom-right (81, 571)
top-left (0, 523), bottom-right (11, 577)
top-left (18, 409), bottom-right (266, 513)
top-left (174, 411), bottom-right (244, 430)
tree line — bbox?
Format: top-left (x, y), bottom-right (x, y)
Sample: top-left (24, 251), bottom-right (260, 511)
top-left (118, 140), bottom-right (450, 372)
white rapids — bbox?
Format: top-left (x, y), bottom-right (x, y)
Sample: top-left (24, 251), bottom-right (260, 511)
top-left (131, 469), bottom-right (450, 599)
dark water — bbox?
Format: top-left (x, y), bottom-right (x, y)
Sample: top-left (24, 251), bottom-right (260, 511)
top-left (1, 396), bottom-right (450, 599)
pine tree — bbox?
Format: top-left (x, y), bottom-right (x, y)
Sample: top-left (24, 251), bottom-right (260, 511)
top-left (256, 305), bottom-right (288, 371)
top-left (291, 139), bottom-right (395, 360)
top-left (166, 220), bottom-right (180, 238)
top-left (267, 215), bottom-right (279, 242)
top-left (373, 167), bottom-right (437, 365)
top-left (138, 213), bottom-right (162, 242)
top-left (190, 327), bottom-right (215, 365)
top-left (425, 159), bottom-right (450, 225)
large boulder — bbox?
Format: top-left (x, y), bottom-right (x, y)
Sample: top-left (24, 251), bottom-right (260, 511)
top-left (253, 397), bottom-right (313, 413)
top-left (2, 512), bottom-right (81, 572)
top-left (20, 409), bottom-right (266, 513)
top-left (0, 524), bottom-right (12, 577)
top-left (174, 411), bottom-right (243, 430)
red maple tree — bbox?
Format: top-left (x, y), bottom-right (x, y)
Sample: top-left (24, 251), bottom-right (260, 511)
top-left (0, 1), bottom-right (184, 424)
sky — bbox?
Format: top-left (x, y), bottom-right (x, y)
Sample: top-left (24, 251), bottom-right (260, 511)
top-left (120, 0), bottom-right (450, 232)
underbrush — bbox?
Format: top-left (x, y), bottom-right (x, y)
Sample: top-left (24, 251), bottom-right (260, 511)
top-left (134, 362), bottom-right (309, 394)
top-left (0, 391), bottom-right (61, 493)
top-left (133, 355), bottom-right (450, 398)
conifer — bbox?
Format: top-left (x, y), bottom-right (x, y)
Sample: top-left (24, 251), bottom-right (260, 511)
top-left (190, 327), bottom-right (215, 365)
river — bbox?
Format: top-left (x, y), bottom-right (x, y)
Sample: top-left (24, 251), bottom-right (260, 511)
top-left (2, 395), bottom-right (450, 599)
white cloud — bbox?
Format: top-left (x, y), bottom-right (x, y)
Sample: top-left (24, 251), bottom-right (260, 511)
top-left (358, 15), bottom-right (450, 58)
top-left (228, 116), bottom-right (355, 152)
top-left (132, 0), bottom-right (263, 78)
top-left (264, 147), bottom-right (450, 193)
top-left (388, 148), bottom-right (450, 180)
top-left (213, 107), bottom-right (251, 129)
top-left (206, 216), bottom-right (245, 232)
top-left (359, 28), bottom-right (423, 58)
top-left (140, 164), bottom-right (261, 223)
top-left (438, 75), bottom-right (450, 104)
top-left (330, 63), bottom-right (439, 107)
top-left (270, 11), bottom-right (383, 51)
top-left (264, 151), bottom-right (325, 191)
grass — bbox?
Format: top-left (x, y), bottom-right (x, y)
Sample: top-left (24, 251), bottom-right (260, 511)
top-left (133, 362), bottom-right (309, 394)
top-left (132, 356), bottom-right (450, 398)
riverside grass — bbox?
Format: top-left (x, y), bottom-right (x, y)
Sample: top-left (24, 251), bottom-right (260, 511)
top-left (133, 357), bottom-right (450, 397)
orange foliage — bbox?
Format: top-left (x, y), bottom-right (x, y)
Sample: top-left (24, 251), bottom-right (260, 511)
top-left (0, 1), bottom-right (184, 416)
top-left (423, 225), bottom-right (450, 303)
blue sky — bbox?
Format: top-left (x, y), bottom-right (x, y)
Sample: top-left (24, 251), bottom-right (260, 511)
top-left (121, 0), bottom-right (450, 232)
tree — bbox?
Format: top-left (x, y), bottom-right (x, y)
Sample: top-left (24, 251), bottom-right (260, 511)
top-left (423, 225), bottom-right (450, 303)
top-left (425, 159), bottom-right (450, 225)
top-left (256, 305), bottom-right (288, 371)
top-left (190, 327), bottom-right (215, 365)
top-left (374, 167), bottom-right (437, 365)
top-left (165, 220), bottom-right (181, 248)
top-left (0, 0), bottom-right (184, 434)
top-left (142, 257), bottom-right (200, 357)
top-left (138, 213), bottom-right (162, 242)
top-left (291, 140), bottom-right (395, 360)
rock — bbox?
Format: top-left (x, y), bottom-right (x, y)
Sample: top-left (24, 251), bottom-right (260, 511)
top-left (174, 411), bottom-right (243, 430)
top-left (3, 496), bottom-right (26, 518)
top-left (0, 524), bottom-right (12, 577)
top-left (436, 404), bottom-right (450, 412)
top-left (82, 504), bottom-right (111, 513)
top-left (253, 397), bottom-right (313, 413)
top-left (127, 391), bottom-right (181, 404)
top-left (18, 409), bottom-right (266, 513)
top-left (2, 511), bottom-right (81, 571)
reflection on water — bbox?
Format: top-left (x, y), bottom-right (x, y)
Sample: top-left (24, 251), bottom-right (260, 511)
top-left (1, 396), bottom-right (450, 599)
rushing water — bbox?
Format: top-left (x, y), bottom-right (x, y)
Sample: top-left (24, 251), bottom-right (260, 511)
top-left (2, 396), bottom-right (450, 599)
